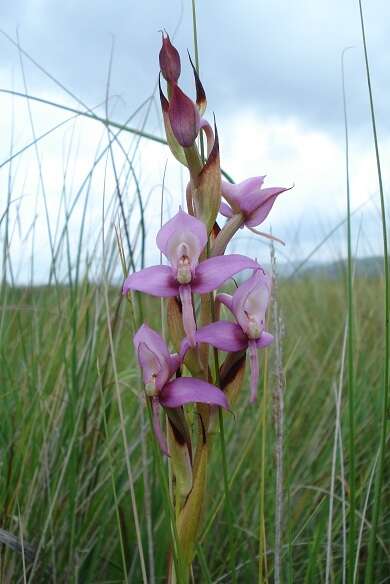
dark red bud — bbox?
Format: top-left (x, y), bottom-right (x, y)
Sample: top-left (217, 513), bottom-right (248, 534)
top-left (168, 85), bottom-right (200, 148)
top-left (159, 32), bottom-right (181, 83)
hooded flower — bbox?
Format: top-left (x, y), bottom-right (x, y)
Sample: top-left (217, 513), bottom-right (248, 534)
top-left (134, 324), bottom-right (228, 454)
top-left (192, 269), bottom-right (273, 402)
top-left (123, 209), bottom-right (259, 345)
top-left (220, 176), bottom-right (289, 228)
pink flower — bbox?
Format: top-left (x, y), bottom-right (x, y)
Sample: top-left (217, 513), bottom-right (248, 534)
top-left (123, 210), bottom-right (259, 345)
top-left (220, 177), bottom-right (289, 228)
top-left (193, 269), bottom-right (273, 402)
top-left (134, 324), bottom-right (228, 454)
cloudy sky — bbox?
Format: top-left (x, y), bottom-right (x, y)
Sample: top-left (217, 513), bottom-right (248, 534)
top-left (0, 0), bottom-right (389, 283)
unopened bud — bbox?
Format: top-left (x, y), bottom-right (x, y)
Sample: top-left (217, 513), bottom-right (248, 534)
top-left (169, 84), bottom-right (200, 148)
top-left (159, 32), bottom-right (181, 83)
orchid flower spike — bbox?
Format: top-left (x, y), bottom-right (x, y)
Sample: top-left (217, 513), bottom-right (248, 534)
top-left (193, 268), bottom-right (273, 402)
top-left (220, 176), bottom-right (290, 228)
top-left (134, 324), bottom-right (228, 454)
top-left (123, 210), bottom-right (259, 346)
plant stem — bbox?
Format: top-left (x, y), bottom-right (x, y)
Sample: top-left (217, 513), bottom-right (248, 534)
top-left (218, 408), bottom-right (237, 584)
top-left (358, 2), bottom-right (390, 582)
top-left (271, 247), bottom-right (285, 584)
top-left (258, 328), bottom-right (270, 584)
top-left (342, 46), bottom-right (356, 584)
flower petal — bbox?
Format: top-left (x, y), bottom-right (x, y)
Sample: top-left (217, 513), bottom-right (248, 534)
top-left (221, 176), bottom-right (265, 209)
top-left (134, 324), bottom-right (171, 362)
top-left (195, 321), bottom-right (248, 352)
top-left (191, 254), bottom-right (259, 294)
top-left (159, 377), bottom-right (229, 409)
top-left (232, 268), bottom-right (271, 335)
top-left (152, 397), bottom-right (169, 455)
top-left (255, 331), bottom-right (274, 348)
top-left (248, 340), bottom-right (259, 402)
top-left (220, 202), bottom-right (233, 219)
top-left (134, 324), bottom-right (173, 391)
top-left (216, 293), bottom-right (234, 314)
top-left (179, 285), bottom-right (197, 346)
top-left (240, 187), bottom-right (288, 227)
top-left (156, 209), bottom-right (207, 274)
top-left (168, 353), bottom-right (182, 377)
top-left (123, 265), bottom-right (178, 297)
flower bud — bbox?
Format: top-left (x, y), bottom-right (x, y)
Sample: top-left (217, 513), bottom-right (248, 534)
top-left (159, 32), bottom-right (181, 83)
top-left (168, 84), bottom-right (200, 148)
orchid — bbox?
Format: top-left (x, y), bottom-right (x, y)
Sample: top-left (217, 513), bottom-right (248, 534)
top-left (123, 209), bottom-right (259, 345)
top-left (134, 324), bottom-right (228, 455)
top-left (220, 176), bottom-right (288, 228)
top-left (193, 269), bottom-right (274, 401)
top-left (122, 31), bottom-right (290, 582)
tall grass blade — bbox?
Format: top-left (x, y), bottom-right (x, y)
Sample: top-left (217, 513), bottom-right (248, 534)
top-left (357, 2), bottom-right (390, 581)
top-left (341, 45), bottom-right (357, 583)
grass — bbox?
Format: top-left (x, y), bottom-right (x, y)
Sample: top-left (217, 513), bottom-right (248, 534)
top-left (1, 6), bottom-right (390, 582)
top-left (0, 273), bottom-right (389, 582)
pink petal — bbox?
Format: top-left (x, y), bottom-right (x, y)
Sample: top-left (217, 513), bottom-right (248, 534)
top-left (134, 324), bottom-right (172, 391)
top-left (159, 377), bottom-right (229, 409)
top-left (123, 265), bottom-right (178, 297)
top-left (195, 321), bottom-right (248, 352)
top-left (232, 268), bottom-right (271, 335)
top-left (221, 176), bottom-right (265, 210)
top-left (152, 397), bottom-right (169, 456)
top-left (156, 209), bottom-right (207, 274)
top-left (191, 254), bottom-right (259, 294)
top-left (248, 340), bottom-right (259, 402)
top-left (219, 202), bottom-right (234, 219)
top-left (179, 285), bottom-right (197, 346)
top-left (240, 187), bottom-right (288, 227)
top-left (179, 337), bottom-right (191, 362)
top-left (255, 331), bottom-right (274, 348)
top-left (168, 353), bottom-right (182, 377)
top-left (216, 293), bottom-right (234, 314)
top-left (134, 324), bottom-right (171, 362)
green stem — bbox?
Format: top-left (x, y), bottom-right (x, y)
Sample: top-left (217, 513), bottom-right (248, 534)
top-left (218, 408), bottom-right (237, 584)
top-left (191, 0), bottom-right (205, 162)
top-left (342, 47), bottom-right (356, 583)
top-left (358, 2), bottom-right (390, 582)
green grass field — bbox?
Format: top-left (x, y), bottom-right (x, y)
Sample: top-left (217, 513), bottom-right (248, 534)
top-left (0, 271), bottom-right (388, 582)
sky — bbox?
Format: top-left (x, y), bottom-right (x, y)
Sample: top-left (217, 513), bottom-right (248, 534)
top-left (0, 0), bottom-right (389, 283)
